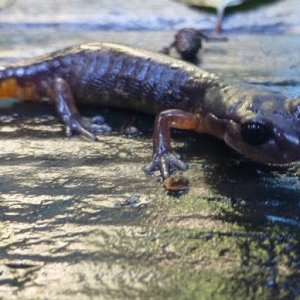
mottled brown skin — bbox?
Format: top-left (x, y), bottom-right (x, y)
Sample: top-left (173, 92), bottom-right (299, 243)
top-left (0, 43), bottom-right (300, 179)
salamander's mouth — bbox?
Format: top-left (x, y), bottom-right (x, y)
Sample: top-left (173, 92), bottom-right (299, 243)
top-left (265, 161), bottom-right (300, 168)
top-left (224, 120), bottom-right (300, 165)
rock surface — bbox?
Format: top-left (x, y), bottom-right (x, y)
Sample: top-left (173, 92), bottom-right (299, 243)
top-left (0, 1), bottom-right (300, 299)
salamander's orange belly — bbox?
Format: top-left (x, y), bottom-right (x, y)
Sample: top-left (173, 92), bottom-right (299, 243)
top-left (0, 78), bottom-right (38, 101)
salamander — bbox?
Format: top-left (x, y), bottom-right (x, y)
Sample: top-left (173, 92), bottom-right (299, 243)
top-left (0, 42), bottom-right (300, 179)
top-left (160, 28), bottom-right (228, 62)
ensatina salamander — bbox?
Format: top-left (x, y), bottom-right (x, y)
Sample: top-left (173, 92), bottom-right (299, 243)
top-left (1, 43), bottom-right (300, 178)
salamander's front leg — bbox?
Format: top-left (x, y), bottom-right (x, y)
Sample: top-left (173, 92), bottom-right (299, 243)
top-left (160, 42), bottom-right (175, 56)
top-left (48, 78), bottom-right (111, 140)
top-left (144, 109), bottom-right (201, 179)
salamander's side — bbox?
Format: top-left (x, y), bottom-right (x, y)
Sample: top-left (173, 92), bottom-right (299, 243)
top-left (0, 43), bottom-right (221, 115)
top-left (2, 42), bottom-right (300, 168)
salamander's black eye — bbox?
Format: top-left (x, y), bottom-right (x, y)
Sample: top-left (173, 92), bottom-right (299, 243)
top-left (240, 121), bottom-right (271, 146)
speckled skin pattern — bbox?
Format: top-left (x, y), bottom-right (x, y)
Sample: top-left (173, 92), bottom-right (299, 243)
top-left (0, 43), bottom-right (218, 113)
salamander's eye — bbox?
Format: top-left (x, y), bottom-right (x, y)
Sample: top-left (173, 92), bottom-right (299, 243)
top-left (241, 121), bottom-right (271, 145)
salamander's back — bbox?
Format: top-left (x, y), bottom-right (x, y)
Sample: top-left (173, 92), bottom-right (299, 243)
top-left (0, 43), bottom-right (219, 114)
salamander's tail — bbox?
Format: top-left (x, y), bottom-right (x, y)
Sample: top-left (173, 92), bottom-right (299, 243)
top-left (0, 67), bottom-right (38, 101)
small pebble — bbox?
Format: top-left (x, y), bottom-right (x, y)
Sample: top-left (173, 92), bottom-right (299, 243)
top-left (124, 126), bottom-right (139, 136)
top-left (164, 174), bottom-right (189, 192)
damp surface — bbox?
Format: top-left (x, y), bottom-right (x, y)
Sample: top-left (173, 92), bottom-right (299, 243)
top-left (1, 1), bottom-right (300, 299)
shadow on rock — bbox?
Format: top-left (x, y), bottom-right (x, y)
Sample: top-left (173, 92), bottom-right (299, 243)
top-left (201, 146), bottom-right (300, 299)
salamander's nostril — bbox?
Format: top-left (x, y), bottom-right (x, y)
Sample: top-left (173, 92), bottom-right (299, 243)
top-left (273, 127), bottom-right (300, 149)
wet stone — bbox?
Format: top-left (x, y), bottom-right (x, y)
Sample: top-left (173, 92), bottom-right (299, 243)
top-left (0, 1), bottom-right (300, 299)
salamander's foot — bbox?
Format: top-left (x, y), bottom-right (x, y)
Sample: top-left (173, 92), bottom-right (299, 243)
top-left (64, 115), bottom-right (111, 141)
top-left (144, 152), bottom-right (187, 179)
top-left (48, 78), bottom-right (112, 141)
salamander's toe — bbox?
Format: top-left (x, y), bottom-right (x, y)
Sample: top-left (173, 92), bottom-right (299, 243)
top-left (144, 152), bottom-right (187, 179)
top-left (63, 116), bottom-right (94, 140)
top-left (62, 114), bottom-right (112, 140)
top-left (76, 126), bottom-right (97, 141)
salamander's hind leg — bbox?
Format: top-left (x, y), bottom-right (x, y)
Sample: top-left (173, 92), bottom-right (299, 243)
top-left (144, 109), bottom-right (201, 179)
top-left (47, 78), bottom-right (111, 140)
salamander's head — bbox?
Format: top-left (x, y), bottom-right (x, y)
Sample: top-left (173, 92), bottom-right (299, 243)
top-left (223, 89), bottom-right (300, 165)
